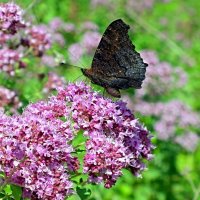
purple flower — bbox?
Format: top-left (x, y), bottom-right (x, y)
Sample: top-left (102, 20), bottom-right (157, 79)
top-left (49, 17), bottom-right (64, 32)
top-left (41, 55), bottom-right (57, 68)
top-left (52, 33), bottom-right (65, 46)
top-left (84, 132), bottom-right (130, 188)
top-left (136, 50), bottom-right (187, 97)
top-left (0, 82), bottom-right (153, 198)
top-left (81, 31), bottom-right (101, 54)
top-left (43, 72), bottom-right (66, 94)
top-left (127, 96), bottom-right (200, 151)
top-left (175, 132), bottom-right (199, 152)
top-left (91, 0), bottom-right (112, 8)
top-left (0, 47), bottom-right (23, 76)
top-left (0, 3), bottom-right (25, 34)
top-left (49, 17), bottom-right (75, 33)
top-left (0, 31), bottom-right (11, 45)
top-left (58, 82), bottom-right (154, 187)
top-left (0, 103), bottom-right (76, 199)
top-left (0, 86), bottom-right (22, 113)
top-left (126, 0), bottom-right (155, 13)
top-left (81, 21), bottom-right (99, 31)
top-left (68, 43), bottom-right (84, 63)
top-left (63, 23), bottom-right (75, 33)
top-left (68, 31), bottom-right (101, 62)
top-left (23, 25), bottom-right (51, 56)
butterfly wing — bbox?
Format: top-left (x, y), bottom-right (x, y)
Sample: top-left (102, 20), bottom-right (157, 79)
top-left (89, 19), bottom-right (147, 89)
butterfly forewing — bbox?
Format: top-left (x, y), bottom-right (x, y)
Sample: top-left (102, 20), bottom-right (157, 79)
top-left (82, 19), bottom-right (147, 97)
top-left (91, 19), bottom-right (130, 76)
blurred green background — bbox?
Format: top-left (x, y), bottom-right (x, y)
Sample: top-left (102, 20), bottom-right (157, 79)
top-left (1, 0), bottom-right (200, 199)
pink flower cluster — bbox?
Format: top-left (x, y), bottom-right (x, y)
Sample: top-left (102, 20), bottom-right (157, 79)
top-left (81, 31), bottom-right (101, 54)
top-left (136, 50), bottom-right (187, 98)
top-left (0, 3), bottom-right (27, 76)
top-left (0, 97), bottom-right (77, 199)
top-left (123, 50), bottom-right (199, 152)
top-left (0, 47), bottom-right (23, 76)
top-left (126, 0), bottom-right (170, 13)
top-left (0, 2), bottom-right (59, 70)
top-left (41, 55), bottom-right (57, 67)
top-left (84, 133), bottom-right (130, 188)
top-left (81, 21), bottom-right (99, 31)
top-left (0, 31), bottom-right (11, 45)
top-left (43, 72), bottom-right (66, 94)
top-left (24, 26), bottom-right (51, 56)
top-left (68, 43), bottom-right (84, 64)
top-left (0, 82), bottom-right (153, 199)
top-left (0, 86), bottom-right (22, 113)
top-left (49, 17), bottom-right (75, 33)
top-left (68, 23), bottom-right (101, 63)
top-left (133, 100), bottom-right (200, 143)
top-left (0, 2), bottom-right (25, 34)
top-left (126, 0), bottom-right (155, 13)
top-left (48, 17), bottom-right (76, 47)
top-left (175, 132), bottom-right (199, 152)
top-left (90, 0), bottom-right (113, 9)
top-left (59, 82), bottom-right (154, 187)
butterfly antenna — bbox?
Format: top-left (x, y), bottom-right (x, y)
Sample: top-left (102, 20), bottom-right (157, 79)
top-left (58, 42), bottom-right (91, 83)
top-left (54, 49), bottom-right (89, 83)
top-left (53, 50), bottom-right (83, 69)
top-left (67, 50), bottom-right (87, 69)
top-left (73, 74), bottom-right (84, 82)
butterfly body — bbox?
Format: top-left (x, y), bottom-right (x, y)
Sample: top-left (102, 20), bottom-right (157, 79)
top-left (81, 19), bottom-right (147, 98)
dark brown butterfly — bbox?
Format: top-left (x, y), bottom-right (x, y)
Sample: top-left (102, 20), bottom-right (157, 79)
top-left (81, 19), bottom-right (147, 98)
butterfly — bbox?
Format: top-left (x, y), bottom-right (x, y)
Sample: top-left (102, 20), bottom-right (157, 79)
top-left (81, 19), bottom-right (147, 98)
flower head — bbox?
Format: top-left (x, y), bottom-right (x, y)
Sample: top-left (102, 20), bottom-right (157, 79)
top-left (23, 25), bottom-right (51, 56)
top-left (57, 82), bottom-right (154, 187)
top-left (81, 31), bottom-right (101, 54)
top-left (84, 133), bottom-right (130, 188)
top-left (0, 31), bottom-right (11, 45)
top-left (68, 43), bottom-right (84, 63)
top-left (49, 17), bottom-right (75, 33)
top-left (126, 0), bottom-right (155, 13)
top-left (0, 82), bottom-right (153, 199)
top-left (0, 47), bottom-right (23, 76)
top-left (175, 132), bottom-right (199, 152)
top-left (43, 72), bottom-right (66, 94)
top-left (0, 3), bottom-right (25, 34)
top-left (81, 21), bottom-right (99, 31)
top-left (0, 86), bottom-right (22, 113)
top-left (0, 99), bottom-right (76, 199)
top-left (136, 50), bottom-right (187, 98)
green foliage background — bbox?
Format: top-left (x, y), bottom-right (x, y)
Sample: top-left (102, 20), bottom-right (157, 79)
top-left (1, 0), bottom-right (200, 199)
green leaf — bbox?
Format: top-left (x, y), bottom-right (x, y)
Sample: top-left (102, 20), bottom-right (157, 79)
top-left (72, 130), bottom-right (86, 147)
top-left (0, 172), bottom-right (5, 178)
top-left (76, 186), bottom-right (91, 200)
top-left (3, 184), bottom-right (12, 195)
top-left (11, 185), bottom-right (22, 200)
